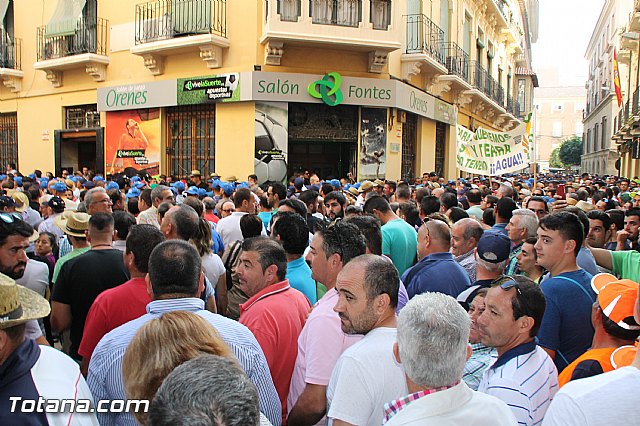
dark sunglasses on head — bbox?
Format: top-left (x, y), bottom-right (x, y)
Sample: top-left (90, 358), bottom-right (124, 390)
top-left (494, 276), bottom-right (522, 296)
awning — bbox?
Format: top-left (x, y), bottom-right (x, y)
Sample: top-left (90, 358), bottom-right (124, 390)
top-left (45, 0), bottom-right (86, 38)
top-left (0, 0), bottom-right (10, 28)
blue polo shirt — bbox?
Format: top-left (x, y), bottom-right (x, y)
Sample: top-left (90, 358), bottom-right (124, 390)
top-left (286, 256), bottom-right (317, 305)
top-left (402, 252), bottom-right (471, 299)
top-left (490, 222), bottom-right (508, 237)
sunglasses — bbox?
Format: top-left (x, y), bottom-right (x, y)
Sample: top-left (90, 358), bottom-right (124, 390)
top-left (497, 277), bottom-right (522, 296)
top-left (0, 212), bottom-right (23, 223)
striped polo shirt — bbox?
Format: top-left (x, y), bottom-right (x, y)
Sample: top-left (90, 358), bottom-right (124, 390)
top-left (478, 340), bottom-right (559, 426)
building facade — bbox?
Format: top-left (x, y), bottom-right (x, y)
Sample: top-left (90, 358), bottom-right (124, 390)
top-left (612, 0), bottom-right (640, 179)
top-left (534, 86), bottom-right (585, 172)
top-left (582, 0), bottom-right (632, 176)
top-left (0, 0), bottom-right (536, 182)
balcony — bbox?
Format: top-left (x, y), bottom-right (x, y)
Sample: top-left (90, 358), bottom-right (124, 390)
top-left (438, 42), bottom-right (471, 93)
top-left (487, 0), bottom-right (510, 29)
top-left (33, 18), bottom-right (109, 88)
top-left (131, 0), bottom-right (228, 75)
top-left (261, 0), bottom-right (401, 73)
top-left (0, 33), bottom-right (23, 93)
top-left (506, 95), bottom-right (520, 117)
top-left (401, 14), bottom-right (448, 88)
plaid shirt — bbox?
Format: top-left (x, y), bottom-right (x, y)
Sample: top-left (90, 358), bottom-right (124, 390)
top-left (463, 343), bottom-right (496, 390)
top-left (382, 382), bottom-right (459, 423)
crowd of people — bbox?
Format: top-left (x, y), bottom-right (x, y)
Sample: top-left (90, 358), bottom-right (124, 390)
top-left (1, 165), bottom-right (639, 425)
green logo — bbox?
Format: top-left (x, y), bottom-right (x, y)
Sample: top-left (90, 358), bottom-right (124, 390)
top-left (308, 72), bottom-right (344, 106)
top-left (185, 80), bottom-right (193, 91)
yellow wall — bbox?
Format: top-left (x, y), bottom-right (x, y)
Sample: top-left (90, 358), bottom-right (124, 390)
top-left (416, 118), bottom-right (437, 173)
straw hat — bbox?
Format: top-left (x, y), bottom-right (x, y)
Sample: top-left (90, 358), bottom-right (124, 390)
top-left (358, 180), bottom-right (374, 193)
top-left (11, 192), bottom-right (29, 213)
top-left (575, 200), bottom-right (595, 212)
top-left (55, 211), bottom-right (90, 238)
top-left (189, 169), bottom-right (201, 177)
top-left (0, 273), bottom-right (50, 330)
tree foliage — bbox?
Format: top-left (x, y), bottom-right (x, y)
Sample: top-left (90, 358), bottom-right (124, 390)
top-left (550, 147), bottom-right (563, 168)
top-left (559, 136), bottom-right (583, 166)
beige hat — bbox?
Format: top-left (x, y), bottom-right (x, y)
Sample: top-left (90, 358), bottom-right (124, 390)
top-left (11, 192), bottom-right (29, 213)
top-left (189, 169), bottom-right (201, 177)
top-left (348, 187), bottom-right (359, 196)
top-left (224, 175), bottom-right (238, 183)
top-left (575, 200), bottom-right (596, 212)
top-left (373, 179), bottom-right (385, 187)
top-left (55, 211), bottom-right (90, 237)
top-left (0, 273), bottom-right (50, 330)
top-left (358, 180), bottom-right (374, 193)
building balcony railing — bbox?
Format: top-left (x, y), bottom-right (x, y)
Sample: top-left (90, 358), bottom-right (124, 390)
top-left (507, 95), bottom-right (520, 117)
top-left (469, 61), bottom-right (504, 105)
top-left (134, 0), bottom-right (226, 44)
top-left (488, 0), bottom-right (510, 28)
top-left (37, 17), bottom-right (108, 61)
top-left (404, 14), bottom-right (445, 65)
top-left (443, 42), bottom-right (469, 82)
top-left (262, 0), bottom-right (400, 72)
top-left (0, 33), bottom-right (22, 93)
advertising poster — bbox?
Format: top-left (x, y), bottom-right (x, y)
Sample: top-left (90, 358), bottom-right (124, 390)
top-left (456, 123), bottom-right (529, 176)
top-left (177, 73), bottom-right (241, 105)
top-left (255, 102), bottom-right (288, 184)
top-left (106, 109), bottom-right (161, 176)
top-left (359, 107), bottom-right (387, 180)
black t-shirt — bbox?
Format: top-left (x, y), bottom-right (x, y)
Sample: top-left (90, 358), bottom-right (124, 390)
top-left (52, 249), bottom-right (129, 360)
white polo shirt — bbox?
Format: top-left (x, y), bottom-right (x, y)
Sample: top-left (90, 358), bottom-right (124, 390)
top-left (478, 340), bottom-right (558, 426)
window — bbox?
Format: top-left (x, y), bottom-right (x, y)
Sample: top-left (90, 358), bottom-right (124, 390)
top-left (65, 104), bottom-right (99, 129)
top-left (166, 105), bottom-right (216, 177)
top-left (0, 112), bottom-right (17, 168)
top-left (463, 13), bottom-right (472, 55)
top-left (517, 79), bottom-right (526, 110)
top-left (552, 122), bottom-right (562, 137)
top-left (370, 0), bottom-right (391, 30)
top-left (593, 123), bottom-right (599, 151)
top-left (601, 117), bottom-right (607, 149)
top-left (552, 103), bottom-right (563, 112)
top-left (575, 121), bottom-right (583, 136)
top-left (439, 0), bottom-right (449, 43)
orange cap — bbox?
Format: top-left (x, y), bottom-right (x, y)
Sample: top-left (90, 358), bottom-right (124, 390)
top-left (591, 273), bottom-right (640, 331)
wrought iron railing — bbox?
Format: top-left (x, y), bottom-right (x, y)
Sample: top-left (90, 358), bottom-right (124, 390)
top-left (507, 95), bottom-right (520, 117)
top-left (37, 17), bottom-right (108, 61)
top-left (468, 61), bottom-right (504, 105)
top-left (0, 35), bottom-right (20, 70)
top-left (491, 0), bottom-right (510, 22)
top-left (404, 14), bottom-right (445, 65)
top-left (444, 42), bottom-right (469, 82)
top-left (135, 0), bottom-right (226, 44)
top-left (310, 0), bottom-right (362, 27)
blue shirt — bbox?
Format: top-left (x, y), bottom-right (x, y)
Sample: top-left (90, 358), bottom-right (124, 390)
top-left (402, 252), bottom-right (471, 299)
top-left (87, 298), bottom-right (282, 426)
top-left (286, 256), bottom-right (317, 305)
top-left (258, 211), bottom-right (274, 232)
top-left (490, 222), bottom-right (508, 237)
top-left (538, 269), bottom-right (596, 373)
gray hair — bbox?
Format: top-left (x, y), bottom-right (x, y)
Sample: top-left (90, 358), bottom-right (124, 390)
top-left (84, 187), bottom-right (106, 207)
top-left (455, 218), bottom-right (484, 243)
top-left (475, 252), bottom-right (508, 273)
top-left (151, 185), bottom-right (170, 205)
top-left (149, 354), bottom-right (260, 426)
top-left (512, 209), bottom-right (539, 238)
top-left (397, 293), bottom-right (470, 388)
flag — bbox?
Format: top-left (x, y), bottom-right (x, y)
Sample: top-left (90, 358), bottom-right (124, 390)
top-left (614, 49), bottom-right (623, 108)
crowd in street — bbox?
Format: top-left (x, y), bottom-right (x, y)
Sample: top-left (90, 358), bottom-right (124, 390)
top-left (1, 165), bottom-right (640, 426)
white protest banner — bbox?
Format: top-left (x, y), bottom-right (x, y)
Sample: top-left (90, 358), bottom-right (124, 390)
top-left (456, 123), bottom-right (529, 176)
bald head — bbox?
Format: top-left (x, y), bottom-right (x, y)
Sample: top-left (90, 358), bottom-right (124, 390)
top-left (418, 219), bottom-right (451, 259)
top-left (451, 218), bottom-right (484, 257)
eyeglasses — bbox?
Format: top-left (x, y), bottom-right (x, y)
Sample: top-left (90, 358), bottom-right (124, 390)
top-left (0, 212), bottom-right (23, 223)
top-left (222, 209), bottom-right (235, 213)
top-left (497, 277), bottom-right (522, 296)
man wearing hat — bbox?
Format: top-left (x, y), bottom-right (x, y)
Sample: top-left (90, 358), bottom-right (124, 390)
top-left (0, 274), bottom-right (99, 425)
top-left (189, 170), bottom-right (208, 190)
top-left (52, 212), bottom-right (91, 285)
top-left (37, 196), bottom-right (65, 242)
top-left (355, 180), bottom-right (374, 207)
top-left (51, 180), bottom-right (78, 211)
top-left (12, 191), bottom-right (41, 229)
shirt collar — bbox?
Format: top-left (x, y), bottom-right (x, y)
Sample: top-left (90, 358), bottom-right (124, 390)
top-left (471, 342), bottom-right (493, 353)
top-left (491, 339), bottom-right (537, 369)
top-left (240, 280), bottom-right (290, 314)
top-left (423, 252), bottom-right (454, 262)
top-left (382, 382), bottom-right (460, 423)
top-left (288, 257), bottom-right (306, 267)
top-left (454, 249), bottom-right (475, 262)
top-left (146, 297), bottom-right (204, 314)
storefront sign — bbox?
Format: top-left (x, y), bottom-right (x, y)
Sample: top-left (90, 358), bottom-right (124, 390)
top-left (307, 72), bottom-right (344, 106)
top-left (456, 123), bottom-right (529, 176)
top-left (97, 80), bottom-right (177, 112)
top-left (105, 109), bottom-right (161, 176)
top-left (177, 73), bottom-right (241, 105)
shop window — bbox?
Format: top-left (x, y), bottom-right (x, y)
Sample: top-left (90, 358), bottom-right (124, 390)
top-left (0, 112), bottom-right (17, 168)
top-left (65, 104), bottom-right (100, 129)
top-left (401, 113), bottom-right (417, 181)
top-left (166, 105), bottom-right (216, 178)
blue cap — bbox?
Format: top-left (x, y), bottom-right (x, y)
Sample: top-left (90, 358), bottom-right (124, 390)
top-left (353, 182), bottom-right (361, 189)
top-left (221, 183), bottom-right (234, 196)
top-left (0, 174), bottom-right (6, 181)
top-left (130, 176), bottom-right (141, 182)
top-left (237, 182), bottom-right (249, 189)
top-left (106, 181), bottom-right (120, 191)
top-left (171, 181), bottom-right (186, 192)
top-left (28, 173), bottom-right (36, 180)
top-left (205, 191), bottom-right (214, 198)
top-left (93, 175), bottom-right (104, 182)
top-left (39, 179), bottom-right (49, 189)
top-left (185, 186), bottom-right (200, 195)
top-left (330, 179), bottom-right (341, 189)
top-left (197, 188), bottom-right (207, 198)
top-left (69, 176), bottom-right (79, 183)
top-left (126, 188), bottom-right (141, 199)
top-left (133, 182), bottom-right (145, 190)
top-left (84, 181), bottom-right (95, 189)
top-left (53, 182), bottom-right (67, 193)
top-left (477, 232), bottom-right (511, 264)
top-left (448, 180), bottom-right (455, 184)
top-left (210, 179), bottom-right (221, 189)
top-left (14, 177), bottom-right (22, 186)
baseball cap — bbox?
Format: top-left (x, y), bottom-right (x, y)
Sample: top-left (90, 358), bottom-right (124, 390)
top-left (130, 176), bottom-right (141, 183)
top-left (83, 181), bottom-right (95, 189)
top-left (171, 181), bottom-right (186, 192)
top-left (185, 186), bottom-right (200, 196)
top-left (47, 196), bottom-right (65, 213)
top-left (476, 231), bottom-right (511, 264)
top-left (52, 182), bottom-right (67, 193)
top-left (14, 176), bottom-right (22, 187)
top-left (133, 182), bottom-right (146, 190)
top-left (106, 181), bottom-right (120, 191)
top-left (591, 273), bottom-right (640, 330)
top-left (126, 188), bottom-right (141, 199)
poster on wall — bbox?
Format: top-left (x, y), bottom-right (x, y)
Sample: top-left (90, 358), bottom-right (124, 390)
top-left (106, 108), bottom-right (161, 176)
top-left (177, 73), bottom-right (241, 105)
top-left (255, 102), bottom-right (288, 184)
top-left (359, 107), bottom-right (387, 180)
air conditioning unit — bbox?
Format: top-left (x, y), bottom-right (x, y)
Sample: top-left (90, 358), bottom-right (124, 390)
top-left (172, 0), bottom-right (211, 35)
top-left (140, 14), bottom-right (173, 42)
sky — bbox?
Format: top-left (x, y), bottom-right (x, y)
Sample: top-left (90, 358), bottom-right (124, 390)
top-left (532, 0), bottom-right (605, 88)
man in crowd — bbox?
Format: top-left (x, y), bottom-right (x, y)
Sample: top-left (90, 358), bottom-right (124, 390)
top-left (586, 210), bottom-right (611, 249)
top-left (403, 218), bottom-right (470, 299)
top-left (462, 288), bottom-right (496, 391)
top-left (363, 196), bottom-right (417, 276)
top-left (237, 237), bottom-right (311, 424)
top-left (478, 275), bottom-right (558, 424)
top-left (38, 196), bottom-right (65, 242)
top-left (385, 292), bottom-right (515, 425)
top-left (491, 197), bottom-right (517, 236)
top-left (217, 188), bottom-right (266, 247)
top-left (267, 182), bottom-right (287, 211)
top-left (52, 212), bottom-right (90, 284)
top-left (323, 191), bottom-right (347, 222)
top-left (451, 218), bottom-right (484, 282)
top-left (287, 221), bottom-right (366, 425)
top-left (327, 255), bottom-right (406, 426)
top-left (51, 213), bottom-right (129, 361)
top-left (298, 189), bottom-right (322, 233)
top-left (88, 240), bottom-right (281, 426)
top-left (526, 195), bottom-right (549, 221)
top-left (535, 211), bottom-right (596, 372)
top-left (137, 185), bottom-right (174, 228)
top-left (78, 224), bottom-right (164, 374)
top-left (465, 188), bottom-right (484, 220)
top-left (85, 187), bottom-right (114, 215)
top-left (504, 209), bottom-right (538, 275)
top-left (618, 208), bottom-right (640, 251)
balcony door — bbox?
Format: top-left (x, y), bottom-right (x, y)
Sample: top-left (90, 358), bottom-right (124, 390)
top-left (439, 0), bottom-right (449, 43)
top-left (406, 0), bottom-right (421, 52)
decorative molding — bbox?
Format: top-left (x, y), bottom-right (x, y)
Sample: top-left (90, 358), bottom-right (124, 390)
top-left (368, 50), bottom-right (388, 73)
top-left (493, 115), bottom-right (507, 127)
top-left (85, 63), bottom-right (107, 82)
top-left (264, 41), bottom-right (284, 65)
top-left (428, 77), bottom-right (453, 98)
top-left (401, 60), bottom-right (422, 79)
top-left (453, 90), bottom-right (473, 108)
top-left (0, 75), bottom-right (21, 93)
top-left (142, 54), bottom-right (164, 75)
top-left (45, 70), bottom-right (62, 88)
top-left (200, 45), bottom-right (223, 69)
